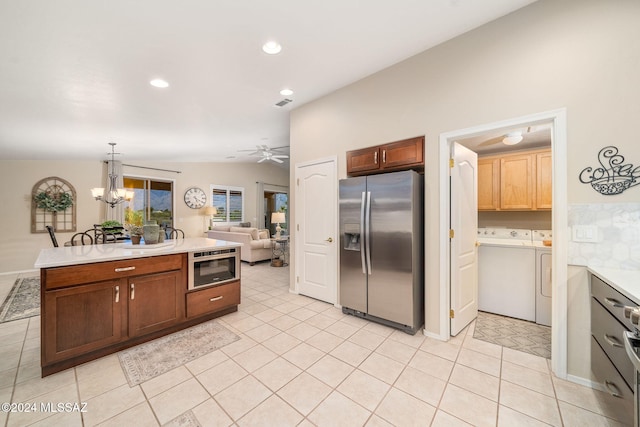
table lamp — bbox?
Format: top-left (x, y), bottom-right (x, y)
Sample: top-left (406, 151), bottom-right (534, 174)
top-left (203, 206), bottom-right (217, 230)
top-left (271, 212), bottom-right (286, 239)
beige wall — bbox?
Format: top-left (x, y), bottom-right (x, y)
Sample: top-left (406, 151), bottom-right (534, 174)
top-left (0, 160), bottom-right (288, 273)
top-left (289, 0), bottom-right (640, 377)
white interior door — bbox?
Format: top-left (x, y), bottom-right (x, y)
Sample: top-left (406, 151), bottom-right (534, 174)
top-left (450, 142), bottom-right (478, 336)
top-left (295, 158), bottom-right (337, 304)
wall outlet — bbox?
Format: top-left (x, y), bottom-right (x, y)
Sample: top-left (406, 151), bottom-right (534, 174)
top-left (572, 225), bottom-right (598, 243)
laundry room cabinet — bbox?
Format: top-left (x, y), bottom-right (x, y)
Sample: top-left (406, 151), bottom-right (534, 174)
top-left (478, 158), bottom-right (500, 210)
top-left (477, 148), bottom-right (551, 211)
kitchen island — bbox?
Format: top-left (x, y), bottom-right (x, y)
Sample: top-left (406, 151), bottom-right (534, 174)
top-left (35, 238), bottom-right (242, 377)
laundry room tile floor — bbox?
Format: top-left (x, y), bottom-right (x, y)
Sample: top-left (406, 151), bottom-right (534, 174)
top-left (0, 265), bottom-right (630, 426)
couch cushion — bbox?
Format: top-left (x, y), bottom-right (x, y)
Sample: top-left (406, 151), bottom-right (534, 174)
top-left (230, 226), bottom-right (259, 240)
top-left (249, 240), bottom-right (272, 249)
top-left (211, 225), bottom-right (231, 232)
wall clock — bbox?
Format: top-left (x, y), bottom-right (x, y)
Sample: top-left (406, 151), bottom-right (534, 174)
top-left (184, 187), bottom-right (206, 209)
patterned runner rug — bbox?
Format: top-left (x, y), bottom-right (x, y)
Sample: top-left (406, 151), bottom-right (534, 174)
top-left (0, 277), bottom-right (40, 323)
top-left (118, 320), bottom-right (239, 386)
top-left (473, 311), bottom-right (551, 359)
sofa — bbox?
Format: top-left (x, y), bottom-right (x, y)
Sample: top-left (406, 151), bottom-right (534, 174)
top-left (207, 226), bottom-right (273, 265)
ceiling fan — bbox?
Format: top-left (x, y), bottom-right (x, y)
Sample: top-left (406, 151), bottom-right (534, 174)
top-left (238, 145), bottom-right (290, 163)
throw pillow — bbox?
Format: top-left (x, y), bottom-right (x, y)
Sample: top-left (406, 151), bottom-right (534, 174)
top-left (258, 230), bottom-right (269, 239)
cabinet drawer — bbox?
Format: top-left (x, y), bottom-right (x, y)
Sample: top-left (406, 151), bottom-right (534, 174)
top-left (590, 273), bottom-right (636, 327)
top-left (591, 298), bottom-right (633, 389)
top-left (187, 281), bottom-right (240, 318)
top-left (590, 336), bottom-right (634, 426)
top-left (44, 254), bottom-right (184, 290)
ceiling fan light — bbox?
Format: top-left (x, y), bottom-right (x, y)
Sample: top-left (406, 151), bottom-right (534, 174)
top-left (503, 132), bottom-right (523, 145)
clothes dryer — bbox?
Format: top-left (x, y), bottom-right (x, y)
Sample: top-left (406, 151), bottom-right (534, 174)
top-left (532, 230), bottom-right (552, 326)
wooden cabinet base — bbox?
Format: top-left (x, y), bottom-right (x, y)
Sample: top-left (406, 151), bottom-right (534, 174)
top-left (40, 254), bottom-right (241, 377)
top-left (41, 305), bottom-right (237, 377)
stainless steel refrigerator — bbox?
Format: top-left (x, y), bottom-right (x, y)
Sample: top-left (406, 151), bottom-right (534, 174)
top-left (339, 170), bottom-right (424, 334)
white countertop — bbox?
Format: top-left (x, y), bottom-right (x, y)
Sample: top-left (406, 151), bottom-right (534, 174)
top-left (588, 265), bottom-right (640, 305)
top-left (34, 237), bottom-right (242, 268)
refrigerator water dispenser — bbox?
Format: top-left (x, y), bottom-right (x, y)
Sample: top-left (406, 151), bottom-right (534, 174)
top-left (343, 223), bottom-right (361, 251)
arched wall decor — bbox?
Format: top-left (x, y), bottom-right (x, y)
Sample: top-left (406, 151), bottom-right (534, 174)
top-left (31, 176), bottom-right (77, 233)
top-left (579, 146), bottom-right (640, 195)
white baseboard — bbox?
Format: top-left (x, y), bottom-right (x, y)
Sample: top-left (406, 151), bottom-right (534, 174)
top-left (423, 329), bottom-right (448, 341)
top-left (566, 374), bottom-right (601, 391)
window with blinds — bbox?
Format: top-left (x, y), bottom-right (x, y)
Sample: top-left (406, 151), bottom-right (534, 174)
top-left (211, 185), bottom-right (244, 223)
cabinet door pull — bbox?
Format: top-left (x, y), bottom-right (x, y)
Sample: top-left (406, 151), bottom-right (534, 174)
top-left (604, 334), bottom-right (623, 348)
top-left (130, 283), bottom-right (135, 300)
top-left (115, 266), bottom-right (136, 272)
top-left (115, 286), bottom-right (120, 303)
top-left (604, 297), bottom-right (623, 308)
top-left (373, 151), bottom-right (378, 164)
top-left (382, 149), bottom-right (386, 163)
top-left (210, 296), bottom-right (223, 302)
top-left (604, 381), bottom-right (622, 398)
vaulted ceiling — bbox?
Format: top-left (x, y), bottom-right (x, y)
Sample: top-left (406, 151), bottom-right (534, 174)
top-left (0, 0), bottom-right (536, 163)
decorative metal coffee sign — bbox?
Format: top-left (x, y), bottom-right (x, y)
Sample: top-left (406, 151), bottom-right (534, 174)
top-left (579, 146), bottom-right (640, 195)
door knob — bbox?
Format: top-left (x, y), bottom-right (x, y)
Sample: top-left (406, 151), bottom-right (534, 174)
top-left (326, 237), bottom-right (333, 243)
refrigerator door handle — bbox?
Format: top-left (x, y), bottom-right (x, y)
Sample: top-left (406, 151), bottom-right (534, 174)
top-left (360, 192), bottom-right (366, 274)
top-left (365, 191), bottom-right (372, 275)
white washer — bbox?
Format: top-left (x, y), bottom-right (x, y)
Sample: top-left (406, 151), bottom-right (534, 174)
top-left (477, 228), bottom-right (536, 321)
top-left (532, 230), bottom-right (552, 326)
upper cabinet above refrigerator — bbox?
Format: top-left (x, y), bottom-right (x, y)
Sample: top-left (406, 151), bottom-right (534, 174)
top-left (346, 136), bottom-right (424, 177)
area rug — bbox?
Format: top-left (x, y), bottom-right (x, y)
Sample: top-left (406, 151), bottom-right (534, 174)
top-left (118, 320), bottom-right (239, 386)
top-left (0, 277), bottom-right (40, 323)
top-left (473, 311), bottom-right (551, 359)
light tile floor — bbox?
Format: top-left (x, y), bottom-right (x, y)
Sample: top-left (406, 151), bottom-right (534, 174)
top-left (0, 264), bottom-right (632, 426)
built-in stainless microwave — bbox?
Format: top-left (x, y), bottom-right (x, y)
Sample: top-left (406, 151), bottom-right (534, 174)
top-left (188, 248), bottom-right (239, 290)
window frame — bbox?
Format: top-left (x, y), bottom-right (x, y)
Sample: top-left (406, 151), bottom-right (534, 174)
top-left (210, 184), bottom-right (245, 225)
top-left (123, 175), bottom-right (176, 229)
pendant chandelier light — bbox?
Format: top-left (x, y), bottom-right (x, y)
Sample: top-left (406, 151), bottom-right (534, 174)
top-left (91, 142), bottom-right (133, 208)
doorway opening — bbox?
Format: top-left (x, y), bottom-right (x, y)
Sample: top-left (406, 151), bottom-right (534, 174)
top-left (438, 108), bottom-right (568, 378)
top-left (264, 191), bottom-right (288, 237)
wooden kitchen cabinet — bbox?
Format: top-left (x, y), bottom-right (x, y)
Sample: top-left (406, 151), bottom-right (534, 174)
top-left (43, 279), bottom-right (126, 364)
top-left (186, 280), bottom-right (240, 318)
top-left (41, 254), bottom-right (188, 375)
top-left (347, 146), bottom-right (381, 175)
top-left (477, 149), bottom-right (551, 211)
top-left (347, 136), bottom-right (424, 176)
top-left (128, 270), bottom-right (184, 337)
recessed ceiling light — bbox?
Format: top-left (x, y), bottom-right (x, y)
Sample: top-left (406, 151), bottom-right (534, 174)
top-left (280, 88), bottom-right (293, 96)
top-left (150, 79), bottom-right (169, 88)
top-left (262, 41), bottom-right (282, 55)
